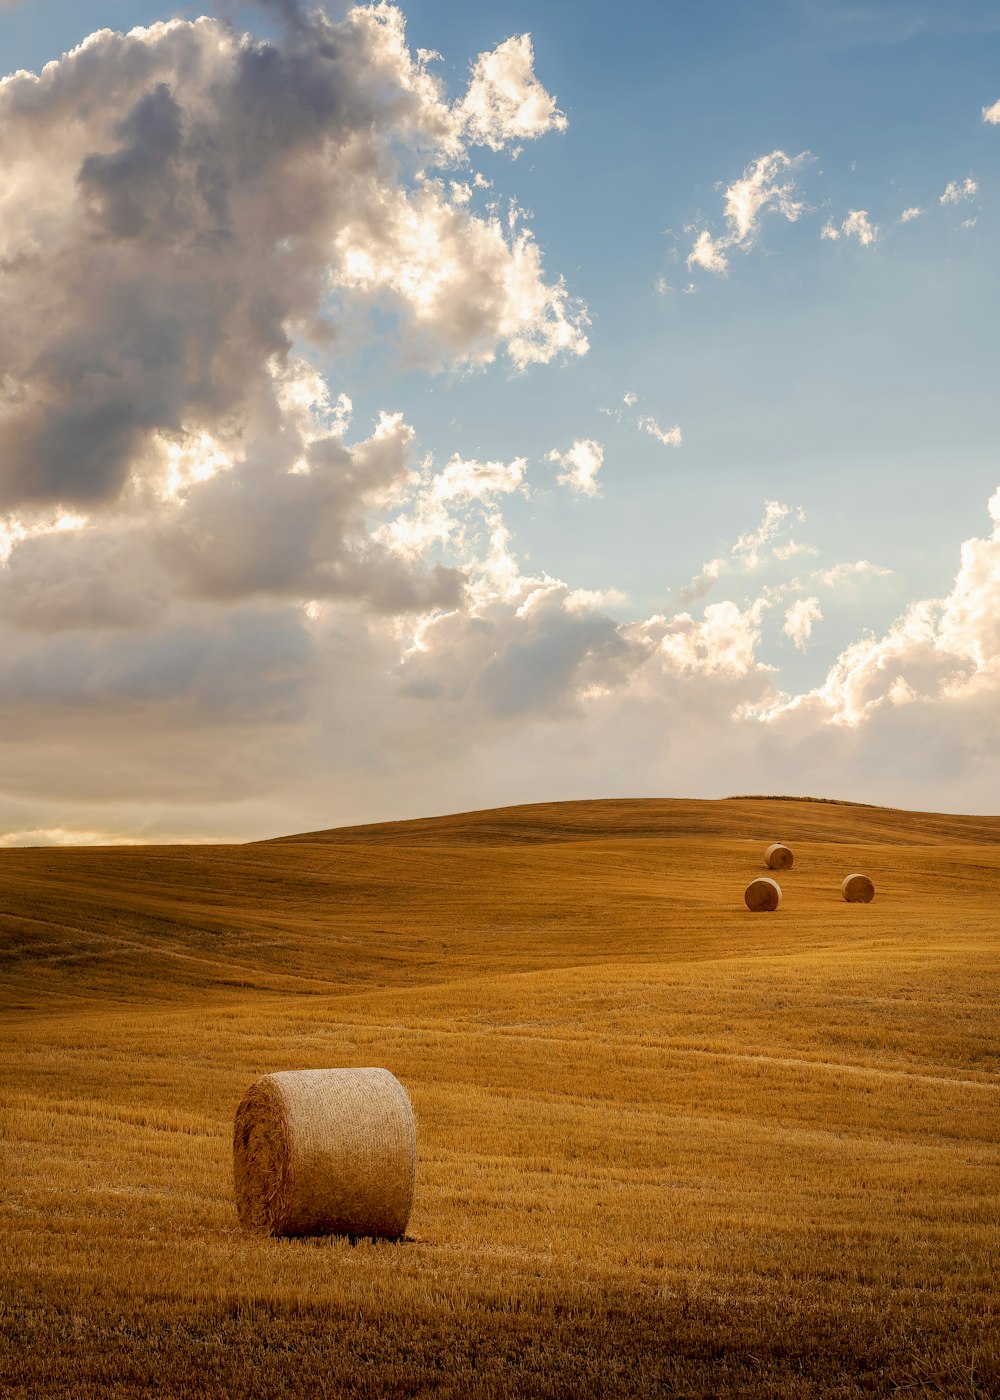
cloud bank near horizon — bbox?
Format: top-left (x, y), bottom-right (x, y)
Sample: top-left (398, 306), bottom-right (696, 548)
top-left (1, 2), bottom-right (1000, 844)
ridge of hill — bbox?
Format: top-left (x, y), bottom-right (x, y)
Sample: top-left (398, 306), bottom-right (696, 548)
top-left (261, 795), bottom-right (1000, 847)
top-left (4, 793), bottom-right (1000, 1395)
top-left (4, 794), bottom-right (999, 1018)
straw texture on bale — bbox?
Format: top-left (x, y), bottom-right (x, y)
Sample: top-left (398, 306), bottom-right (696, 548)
top-left (233, 1067), bottom-right (416, 1239)
top-left (744, 877), bottom-right (782, 912)
top-left (765, 842), bottom-right (793, 870)
top-left (841, 873), bottom-right (875, 903)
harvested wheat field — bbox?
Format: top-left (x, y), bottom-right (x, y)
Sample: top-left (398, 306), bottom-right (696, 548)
top-left (2, 796), bottom-right (999, 1398)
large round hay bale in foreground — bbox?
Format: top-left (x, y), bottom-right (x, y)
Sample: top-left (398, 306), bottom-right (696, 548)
top-left (745, 877), bottom-right (782, 912)
top-left (765, 842), bottom-right (793, 870)
top-left (841, 873), bottom-right (875, 903)
top-left (233, 1067), bottom-right (416, 1239)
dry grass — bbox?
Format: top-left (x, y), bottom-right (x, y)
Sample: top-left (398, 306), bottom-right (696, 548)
top-left (2, 796), bottom-right (999, 1397)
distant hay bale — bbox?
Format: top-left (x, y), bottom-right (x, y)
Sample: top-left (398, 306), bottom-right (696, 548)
top-left (744, 877), bottom-right (782, 912)
top-left (233, 1067), bottom-right (416, 1239)
top-left (765, 842), bottom-right (793, 870)
top-left (841, 873), bottom-right (875, 904)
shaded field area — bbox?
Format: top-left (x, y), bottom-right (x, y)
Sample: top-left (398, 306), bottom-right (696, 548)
top-left (2, 797), bottom-right (999, 1396)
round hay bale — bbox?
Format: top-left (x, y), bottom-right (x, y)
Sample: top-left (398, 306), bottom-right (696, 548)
top-left (765, 842), bottom-right (793, 870)
top-left (744, 877), bottom-right (782, 912)
top-left (841, 873), bottom-right (875, 904)
top-left (233, 1067), bottom-right (416, 1239)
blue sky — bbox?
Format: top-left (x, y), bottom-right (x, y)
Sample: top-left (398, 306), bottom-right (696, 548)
top-left (1, 0), bottom-right (999, 840)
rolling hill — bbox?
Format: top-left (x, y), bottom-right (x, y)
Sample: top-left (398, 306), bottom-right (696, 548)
top-left (2, 797), bottom-right (998, 1397)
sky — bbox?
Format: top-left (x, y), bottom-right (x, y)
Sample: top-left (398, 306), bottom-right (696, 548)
top-left (1, 0), bottom-right (999, 844)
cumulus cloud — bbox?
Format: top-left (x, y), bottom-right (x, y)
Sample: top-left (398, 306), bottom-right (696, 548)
top-left (899, 206), bottom-right (922, 223)
top-left (154, 407), bottom-right (466, 612)
top-left (400, 579), bottom-right (634, 717)
top-left (0, 5), bottom-right (586, 520)
top-left (984, 99), bottom-right (1000, 124)
top-left (724, 151), bottom-right (808, 239)
top-left (376, 450), bottom-right (527, 560)
top-left (687, 228), bottom-right (731, 274)
top-left (458, 33), bottom-right (567, 150)
top-left (1, 367), bottom-right (463, 626)
top-left (547, 439), bottom-right (604, 497)
top-left (393, 513), bottom-right (776, 740)
top-left (655, 600), bottom-right (765, 678)
top-left (763, 487), bottom-right (1000, 728)
top-left (687, 150), bottom-right (809, 274)
top-left (334, 181), bottom-right (588, 371)
top-left (844, 209), bottom-right (877, 244)
top-left (0, 3), bottom-right (602, 840)
top-left (823, 209), bottom-right (878, 245)
top-left (940, 177), bottom-right (977, 204)
top-left (7, 8), bottom-right (1000, 842)
top-left (783, 597), bottom-right (822, 649)
top-left (8, 463), bottom-right (1000, 840)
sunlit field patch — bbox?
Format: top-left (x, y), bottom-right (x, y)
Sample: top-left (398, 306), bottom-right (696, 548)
top-left (2, 798), bottom-right (998, 1397)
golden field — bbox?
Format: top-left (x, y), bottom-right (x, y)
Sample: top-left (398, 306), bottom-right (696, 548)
top-left (2, 796), bottom-right (998, 1398)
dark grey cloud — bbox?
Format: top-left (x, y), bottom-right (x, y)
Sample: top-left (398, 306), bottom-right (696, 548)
top-left (0, 7), bottom-right (583, 521)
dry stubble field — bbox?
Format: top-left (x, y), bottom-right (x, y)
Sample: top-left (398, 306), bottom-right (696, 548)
top-left (2, 797), bottom-right (999, 1398)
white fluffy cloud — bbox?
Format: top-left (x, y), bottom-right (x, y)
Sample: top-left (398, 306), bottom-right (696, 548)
top-left (458, 33), bottom-right (567, 150)
top-left (687, 228), bottom-right (731, 274)
top-left (0, 0), bottom-right (594, 656)
top-left (940, 177), bottom-right (977, 204)
top-left (655, 600), bottom-right (765, 678)
top-left (5, 7), bottom-right (1000, 842)
top-left (763, 488), bottom-right (1000, 728)
top-left (394, 517), bottom-right (775, 734)
top-left (983, 99), bottom-right (1000, 124)
top-left (376, 451), bottom-right (527, 561)
top-left (783, 597), bottom-right (822, 650)
top-left (687, 150), bottom-right (809, 274)
top-left (723, 151), bottom-right (808, 239)
top-left (0, 2), bottom-right (598, 838)
top-left (334, 181), bottom-right (588, 371)
top-left (547, 439), bottom-right (605, 497)
top-left (823, 209), bottom-right (878, 245)
top-left (7, 466), bottom-right (1000, 838)
top-left (0, 4), bottom-right (586, 520)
